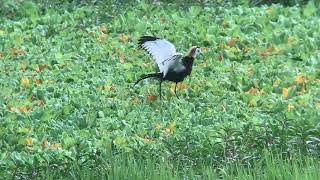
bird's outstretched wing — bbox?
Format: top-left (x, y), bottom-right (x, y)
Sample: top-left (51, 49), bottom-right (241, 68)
top-left (138, 36), bottom-right (179, 77)
top-left (161, 54), bottom-right (184, 77)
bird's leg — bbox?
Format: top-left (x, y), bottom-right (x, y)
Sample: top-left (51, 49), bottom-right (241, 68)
top-left (159, 81), bottom-right (162, 100)
top-left (174, 82), bottom-right (180, 99)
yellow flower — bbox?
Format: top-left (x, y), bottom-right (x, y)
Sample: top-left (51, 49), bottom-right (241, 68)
top-left (20, 106), bottom-right (27, 112)
top-left (223, 44), bottom-right (230, 49)
top-left (132, 96), bottom-right (140, 104)
top-left (248, 99), bottom-right (257, 107)
top-left (246, 87), bottom-right (258, 94)
top-left (316, 101), bottom-right (320, 109)
top-left (287, 37), bottom-right (296, 45)
top-left (143, 138), bottom-right (151, 143)
top-left (266, 7), bottom-right (273, 14)
top-left (34, 79), bottom-right (41, 86)
top-left (155, 123), bottom-right (162, 130)
top-left (25, 138), bottom-right (33, 146)
top-left (295, 75), bottom-right (304, 84)
top-left (119, 52), bottom-right (125, 63)
top-left (282, 88), bottom-right (289, 98)
top-left (273, 79), bottom-right (280, 87)
top-left (41, 140), bottom-right (48, 150)
top-left (51, 143), bottom-right (61, 149)
top-left (288, 103), bottom-right (294, 111)
top-left (35, 66), bottom-right (41, 72)
top-left (168, 121), bottom-right (175, 130)
top-left (21, 77), bottom-right (30, 87)
top-left (164, 121), bottom-right (176, 135)
top-left (99, 25), bottom-right (108, 33)
top-left (98, 33), bottom-right (107, 43)
top-left (160, 17), bottom-right (166, 24)
top-left (165, 128), bottom-right (171, 135)
top-left (119, 34), bottom-right (129, 43)
top-left (201, 47), bottom-right (210, 53)
top-left (0, 29), bottom-right (5, 35)
top-left (170, 83), bottom-right (188, 94)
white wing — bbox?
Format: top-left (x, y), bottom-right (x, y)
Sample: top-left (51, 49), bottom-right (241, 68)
top-left (139, 36), bottom-right (179, 76)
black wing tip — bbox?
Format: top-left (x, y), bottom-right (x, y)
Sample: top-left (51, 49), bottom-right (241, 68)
top-left (138, 35), bottom-right (160, 47)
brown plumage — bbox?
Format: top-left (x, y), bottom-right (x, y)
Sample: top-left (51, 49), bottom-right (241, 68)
top-left (187, 46), bottom-right (200, 58)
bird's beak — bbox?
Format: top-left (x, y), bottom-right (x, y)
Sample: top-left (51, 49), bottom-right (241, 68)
top-left (199, 52), bottom-right (205, 64)
top-left (200, 52), bottom-right (204, 60)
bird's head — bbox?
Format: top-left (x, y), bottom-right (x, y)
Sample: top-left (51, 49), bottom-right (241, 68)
top-left (187, 46), bottom-right (203, 58)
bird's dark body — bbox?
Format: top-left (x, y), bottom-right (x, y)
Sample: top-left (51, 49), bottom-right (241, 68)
top-left (137, 56), bottom-right (194, 83)
top-left (163, 57), bottom-right (194, 83)
top-left (134, 56), bottom-right (194, 99)
top-left (134, 35), bottom-right (199, 99)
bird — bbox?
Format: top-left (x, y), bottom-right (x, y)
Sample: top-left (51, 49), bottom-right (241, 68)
top-left (134, 35), bottom-right (203, 99)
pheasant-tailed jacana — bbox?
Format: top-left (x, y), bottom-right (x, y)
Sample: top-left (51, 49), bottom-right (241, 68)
top-left (134, 36), bottom-right (203, 99)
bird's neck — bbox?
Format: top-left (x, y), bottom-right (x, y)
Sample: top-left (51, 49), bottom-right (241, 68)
top-left (182, 57), bottom-right (194, 68)
top-left (182, 57), bottom-right (194, 76)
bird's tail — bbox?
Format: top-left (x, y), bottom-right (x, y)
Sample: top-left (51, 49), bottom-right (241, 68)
top-left (134, 72), bottom-right (162, 86)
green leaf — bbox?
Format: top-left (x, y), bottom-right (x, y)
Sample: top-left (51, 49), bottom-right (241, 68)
top-left (189, 6), bottom-right (201, 17)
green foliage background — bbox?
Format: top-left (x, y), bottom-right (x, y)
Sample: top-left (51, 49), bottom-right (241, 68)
top-left (0, 0), bottom-right (319, 178)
